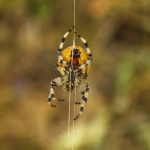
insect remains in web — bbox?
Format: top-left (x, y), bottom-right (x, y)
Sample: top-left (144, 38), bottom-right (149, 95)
top-left (47, 26), bottom-right (93, 120)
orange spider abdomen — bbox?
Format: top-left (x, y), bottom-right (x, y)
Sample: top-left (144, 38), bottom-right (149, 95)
top-left (58, 46), bottom-right (90, 75)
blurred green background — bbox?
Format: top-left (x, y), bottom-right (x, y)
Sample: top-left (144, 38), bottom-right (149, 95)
top-left (0, 0), bottom-right (150, 150)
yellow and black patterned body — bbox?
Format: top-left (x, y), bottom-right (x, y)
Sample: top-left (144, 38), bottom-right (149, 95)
top-left (48, 26), bottom-right (93, 120)
top-left (57, 46), bottom-right (91, 93)
top-left (59, 46), bottom-right (90, 73)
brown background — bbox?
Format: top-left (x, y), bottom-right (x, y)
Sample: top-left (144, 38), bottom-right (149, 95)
top-left (0, 0), bottom-right (150, 150)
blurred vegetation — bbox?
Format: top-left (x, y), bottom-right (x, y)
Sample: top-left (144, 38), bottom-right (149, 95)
top-left (0, 0), bottom-right (150, 150)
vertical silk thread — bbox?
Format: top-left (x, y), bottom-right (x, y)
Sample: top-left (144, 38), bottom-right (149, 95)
top-left (72, 0), bottom-right (76, 150)
top-left (68, 1), bottom-right (76, 150)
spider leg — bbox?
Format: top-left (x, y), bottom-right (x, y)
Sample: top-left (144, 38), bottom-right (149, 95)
top-left (81, 70), bottom-right (88, 79)
top-left (75, 70), bottom-right (87, 79)
top-left (74, 32), bottom-right (93, 70)
top-left (74, 80), bottom-right (89, 120)
top-left (57, 26), bottom-right (75, 68)
top-left (47, 77), bottom-right (65, 107)
top-left (56, 64), bottom-right (69, 75)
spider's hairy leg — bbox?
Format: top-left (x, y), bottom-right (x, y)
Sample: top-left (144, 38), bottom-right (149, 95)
top-left (56, 64), bottom-right (69, 76)
top-left (57, 26), bottom-right (75, 68)
top-left (82, 70), bottom-right (88, 79)
top-left (74, 32), bottom-right (93, 70)
top-left (77, 70), bottom-right (87, 79)
top-left (47, 77), bottom-right (65, 107)
top-left (75, 69), bottom-right (87, 79)
top-left (58, 26), bottom-right (75, 52)
top-left (74, 80), bottom-right (89, 120)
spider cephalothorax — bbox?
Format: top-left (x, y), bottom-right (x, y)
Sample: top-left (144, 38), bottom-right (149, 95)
top-left (47, 26), bottom-right (92, 120)
top-left (71, 47), bottom-right (81, 58)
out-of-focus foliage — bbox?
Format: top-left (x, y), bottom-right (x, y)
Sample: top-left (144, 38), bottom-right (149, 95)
top-left (0, 0), bottom-right (150, 150)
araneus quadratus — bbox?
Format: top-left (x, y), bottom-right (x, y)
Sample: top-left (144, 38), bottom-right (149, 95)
top-left (47, 26), bottom-right (92, 120)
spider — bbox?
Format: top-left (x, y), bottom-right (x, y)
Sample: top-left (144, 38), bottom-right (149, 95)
top-left (47, 26), bottom-right (92, 120)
